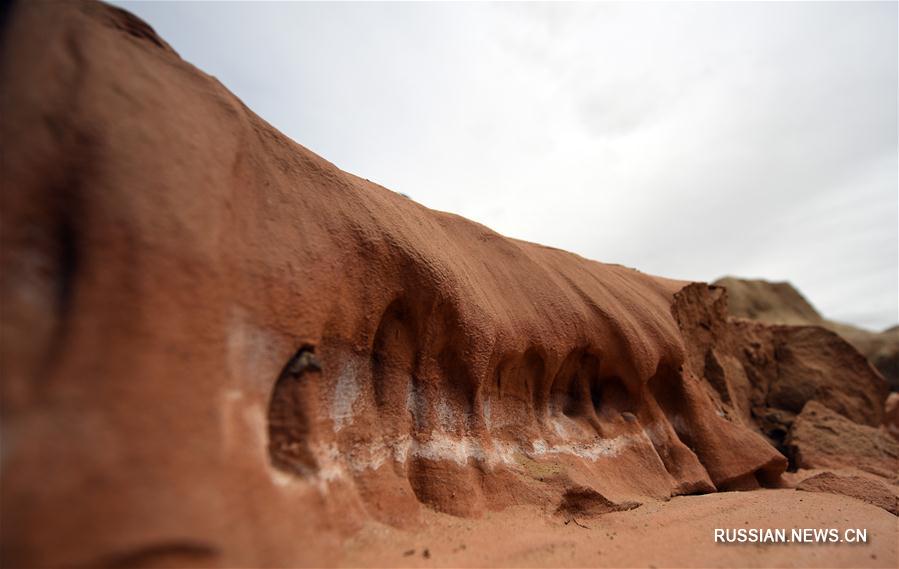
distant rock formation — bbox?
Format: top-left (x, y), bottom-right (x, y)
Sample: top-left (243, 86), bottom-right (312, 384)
top-left (0, 2), bottom-right (892, 567)
top-left (714, 277), bottom-right (899, 392)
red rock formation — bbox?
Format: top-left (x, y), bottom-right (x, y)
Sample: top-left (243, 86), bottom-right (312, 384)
top-left (785, 402), bottom-right (898, 479)
top-left (670, 283), bottom-right (887, 459)
top-left (715, 276), bottom-right (899, 392)
top-left (885, 393), bottom-right (899, 441)
top-left (0, 2), bottom-right (888, 567)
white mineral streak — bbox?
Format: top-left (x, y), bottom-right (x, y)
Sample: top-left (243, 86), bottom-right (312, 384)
top-left (405, 381), bottom-right (415, 414)
top-left (301, 424), bottom-right (661, 493)
top-left (437, 399), bottom-right (456, 431)
top-left (669, 414), bottom-right (692, 438)
top-left (331, 359), bottom-right (360, 432)
top-left (530, 434), bottom-right (647, 462)
top-left (643, 421), bottom-right (669, 446)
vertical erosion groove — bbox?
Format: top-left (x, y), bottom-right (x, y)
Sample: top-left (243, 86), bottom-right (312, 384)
top-left (549, 349), bottom-right (600, 421)
top-left (591, 375), bottom-right (636, 418)
top-left (647, 364), bottom-right (693, 445)
top-left (486, 347), bottom-right (547, 436)
top-left (267, 345), bottom-right (321, 475)
top-left (371, 298), bottom-right (417, 425)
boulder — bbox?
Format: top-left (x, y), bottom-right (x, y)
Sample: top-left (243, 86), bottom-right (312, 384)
top-left (785, 402), bottom-right (898, 478)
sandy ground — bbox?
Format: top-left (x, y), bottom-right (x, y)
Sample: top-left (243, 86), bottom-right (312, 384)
top-left (340, 489), bottom-right (897, 568)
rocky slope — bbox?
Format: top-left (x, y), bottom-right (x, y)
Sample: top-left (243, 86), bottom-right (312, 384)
top-left (714, 276), bottom-right (899, 392)
top-left (0, 2), bottom-right (894, 567)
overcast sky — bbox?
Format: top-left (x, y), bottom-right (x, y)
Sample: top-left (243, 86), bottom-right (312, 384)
top-left (119, 1), bottom-right (897, 331)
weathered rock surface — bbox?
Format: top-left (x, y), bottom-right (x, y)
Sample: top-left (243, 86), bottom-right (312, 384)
top-left (796, 472), bottom-right (898, 516)
top-left (671, 284), bottom-right (887, 460)
top-left (713, 277), bottom-right (824, 326)
top-left (0, 2), bottom-right (889, 567)
top-left (885, 393), bottom-right (899, 441)
top-left (715, 276), bottom-right (899, 392)
top-left (785, 402), bottom-right (899, 478)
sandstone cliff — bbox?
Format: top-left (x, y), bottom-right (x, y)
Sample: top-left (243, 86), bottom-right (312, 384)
top-left (0, 2), bottom-right (892, 567)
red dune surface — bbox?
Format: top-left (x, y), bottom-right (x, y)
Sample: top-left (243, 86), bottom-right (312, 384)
top-left (0, 2), bottom-right (895, 567)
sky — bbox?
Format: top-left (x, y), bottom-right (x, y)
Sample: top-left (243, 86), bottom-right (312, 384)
top-left (118, 1), bottom-right (898, 331)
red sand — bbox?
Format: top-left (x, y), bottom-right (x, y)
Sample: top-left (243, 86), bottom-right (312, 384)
top-left (342, 491), bottom-right (897, 568)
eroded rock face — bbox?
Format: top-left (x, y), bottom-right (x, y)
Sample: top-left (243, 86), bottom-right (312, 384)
top-left (885, 393), bottom-right (899, 441)
top-left (714, 276), bottom-right (899, 392)
top-left (785, 402), bottom-right (899, 479)
top-left (0, 2), bottom-right (884, 567)
top-left (669, 284), bottom-right (887, 461)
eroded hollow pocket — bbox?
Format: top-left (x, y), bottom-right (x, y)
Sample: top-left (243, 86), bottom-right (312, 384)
top-left (589, 375), bottom-right (636, 418)
top-left (267, 345), bottom-right (321, 475)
